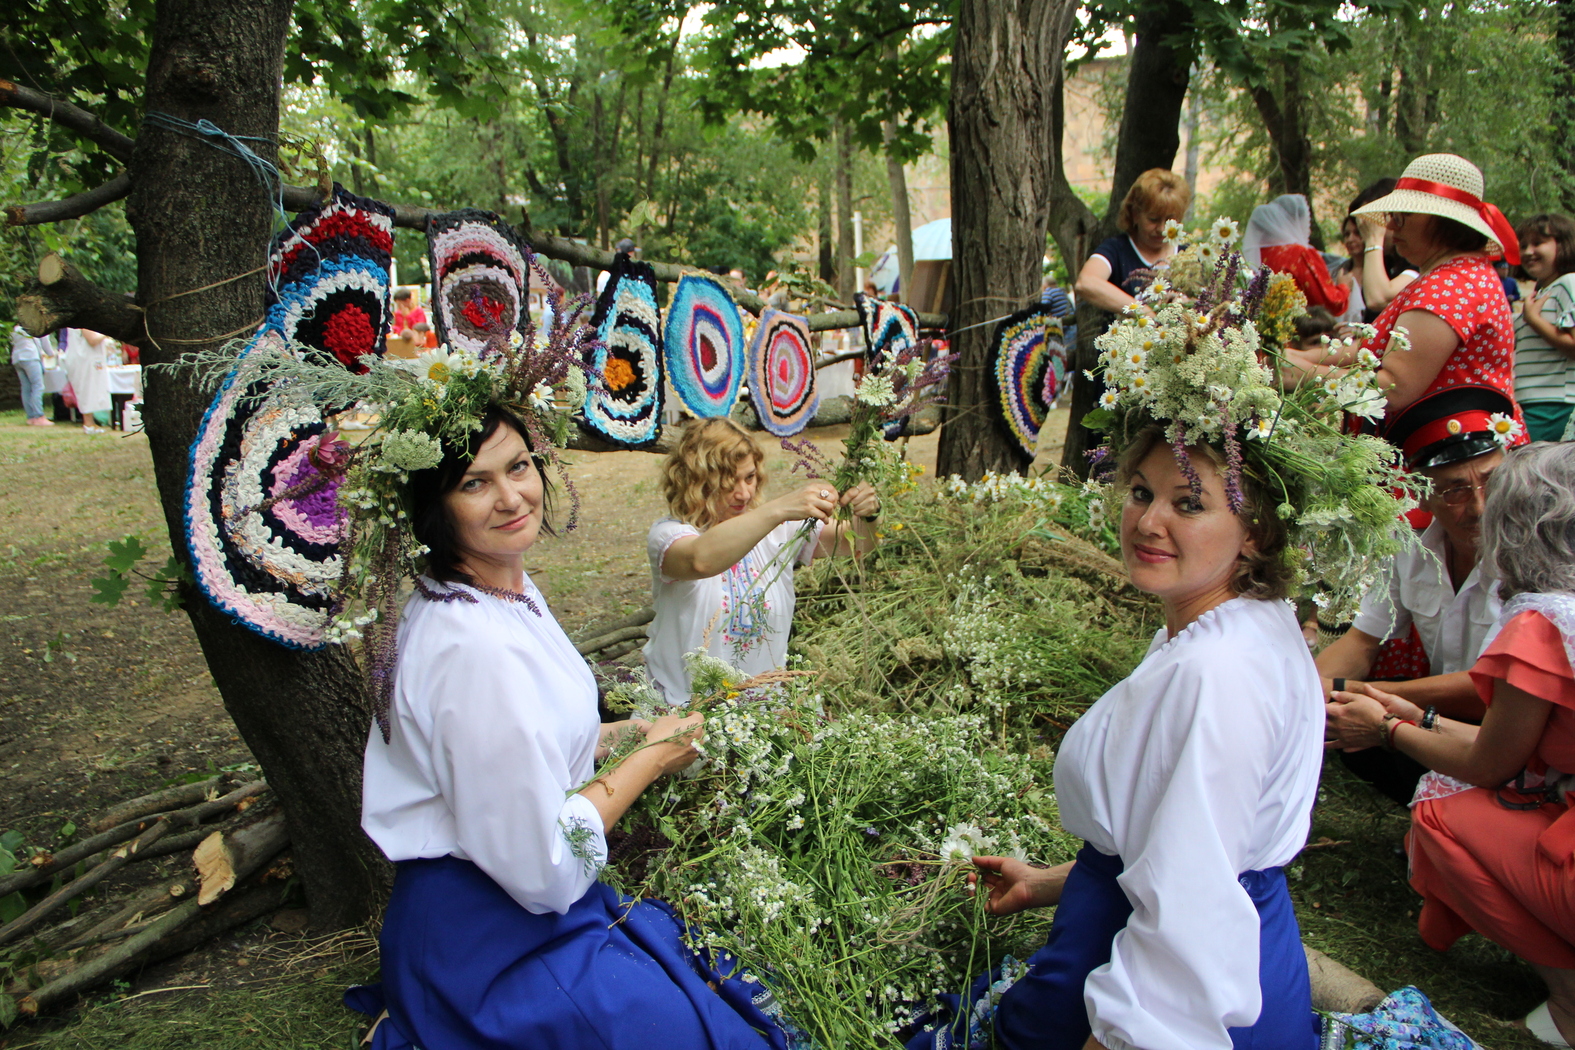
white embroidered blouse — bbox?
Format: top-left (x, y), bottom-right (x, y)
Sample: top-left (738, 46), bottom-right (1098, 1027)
top-left (360, 576), bottom-right (607, 915)
top-left (1054, 597), bottom-right (1324, 1050)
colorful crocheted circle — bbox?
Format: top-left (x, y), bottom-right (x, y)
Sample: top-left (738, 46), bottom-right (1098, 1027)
top-left (856, 292), bottom-right (920, 367)
top-left (583, 253), bottom-right (664, 447)
top-left (427, 210), bottom-right (532, 358)
top-left (991, 305), bottom-right (1067, 459)
top-left (747, 309), bottom-right (819, 436)
top-left (185, 185), bottom-right (394, 649)
top-left (664, 274), bottom-right (745, 418)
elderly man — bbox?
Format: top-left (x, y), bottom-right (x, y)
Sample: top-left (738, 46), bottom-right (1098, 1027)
top-left (1320, 388), bottom-right (1514, 805)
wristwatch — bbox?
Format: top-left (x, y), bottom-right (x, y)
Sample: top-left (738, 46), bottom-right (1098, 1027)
top-left (1420, 706), bottom-right (1439, 731)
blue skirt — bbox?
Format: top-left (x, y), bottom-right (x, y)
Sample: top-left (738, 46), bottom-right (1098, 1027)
top-left (908, 844), bottom-right (1319, 1050)
top-left (345, 856), bottom-right (788, 1050)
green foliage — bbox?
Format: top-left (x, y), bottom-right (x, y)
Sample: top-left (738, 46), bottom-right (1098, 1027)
top-left (89, 535), bottom-right (188, 612)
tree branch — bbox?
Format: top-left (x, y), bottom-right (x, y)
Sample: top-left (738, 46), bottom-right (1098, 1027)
top-left (16, 253), bottom-right (145, 344)
top-left (0, 80), bottom-right (136, 162)
top-left (6, 170), bottom-right (132, 226)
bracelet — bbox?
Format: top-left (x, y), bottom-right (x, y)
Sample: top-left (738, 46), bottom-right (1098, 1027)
top-left (1421, 706), bottom-right (1438, 731)
top-left (1331, 678), bottom-right (1346, 694)
top-left (1364, 245), bottom-right (1383, 253)
top-left (1382, 716), bottom-right (1416, 751)
top-left (861, 506), bottom-right (881, 523)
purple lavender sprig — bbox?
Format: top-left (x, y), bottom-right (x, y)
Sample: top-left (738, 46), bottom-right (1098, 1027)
top-left (1222, 416), bottom-right (1245, 514)
top-left (1170, 420), bottom-right (1203, 501)
top-left (780, 436), bottom-right (836, 478)
top-left (1240, 267), bottom-right (1271, 320)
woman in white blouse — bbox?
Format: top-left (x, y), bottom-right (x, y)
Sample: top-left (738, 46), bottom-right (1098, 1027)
top-left (643, 418), bottom-right (879, 704)
top-left (351, 406), bottom-right (791, 1050)
top-left (910, 428), bottom-right (1324, 1050)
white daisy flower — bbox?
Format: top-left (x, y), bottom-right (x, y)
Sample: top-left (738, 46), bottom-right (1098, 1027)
top-left (1209, 216), bottom-right (1240, 246)
top-left (401, 346), bottom-right (463, 385)
top-left (529, 382), bottom-right (555, 412)
top-left (939, 822), bottom-right (995, 861)
top-left (1487, 412), bottom-right (1523, 447)
top-left (1162, 219), bottom-right (1186, 245)
top-left (1356, 348), bottom-right (1381, 369)
top-left (1099, 390), bottom-right (1121, 410)
top-left (1124, 349), bottom-right (1149, 369)
top-left (1246, 417), bottom-right (1275, 441)
top-left (1387, 327), bottom-right (1413, 354)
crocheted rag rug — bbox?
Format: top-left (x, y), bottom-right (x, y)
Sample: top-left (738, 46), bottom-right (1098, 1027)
top-left (747, 309), bottom-right (818, 437)
top-left (664, 273), bottom-right (745, 418)
top-left (426, 209), bottom-right (533, 358)
top-left (990, 304), bottom-right (1066, 460)
top-left (584, 251), bottom-right (664, 447)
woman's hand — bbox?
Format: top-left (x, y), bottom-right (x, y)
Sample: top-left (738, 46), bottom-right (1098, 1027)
top-left (596, 719), bottom-right (650, 761)
top-left (841, 482), bottom-right (880, 520)
top-left (967, 856), bottom-right (1071, 915)
top-left (642, 711), bottom-right (705, 776)
top-left (1357, 215), bottom-right (1386, 250)
top-left (766, 482), bottom-right (840, 525)
top-left (1324, 691), bottom-right (1390, 751)
top-left (1352, 681), bottom-right (1425, 722)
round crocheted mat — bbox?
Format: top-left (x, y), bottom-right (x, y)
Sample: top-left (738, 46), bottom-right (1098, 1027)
top-left (583, 252), bottom-right (665, 447)
top-left (855, 292), bottom-right (920, 368)
top-left (185, 185), bottom-right (394, 649)
top-left (426, 210), bottom-right (532, 358)
top-left (747, 309), bottom-right (819, 437)
top-left (991, 305), bottom-right (1066, 459)
top-left (664, 274), bottom-right (745, 418)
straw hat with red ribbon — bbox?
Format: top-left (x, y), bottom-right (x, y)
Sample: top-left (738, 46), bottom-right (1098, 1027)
top-left (1352, 153), bottom-right (1520, 266)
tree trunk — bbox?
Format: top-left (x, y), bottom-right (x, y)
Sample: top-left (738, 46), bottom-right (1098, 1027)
top-left (128, 0), bottom-right (389, 928)
top-left (935, 0), bottom-right (1069, 481)
top-left (817, 173), bottom-right (835, 284)
top-left (834, 120), bottom-right (855, 303)
top-left (1248, 57), bottom-right (1319, 247)
top-left (1059, 0), bottom-right (1194, 478)
top-left (1556, 0), bottom-right (1575, 209)
top-left (881, 121), bottom-right (915, 298)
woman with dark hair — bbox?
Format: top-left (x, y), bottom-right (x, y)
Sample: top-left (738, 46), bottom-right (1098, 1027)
top-left (1279, 154), bottom-right (1525, 440)
top-left (1326, 443), bottom-right (1575, 1046)
top-left (1348, 177), bottom-right (1419, 319)
top-left (350, 402), bottom-right (792, 1049)
top-left (1514, 213), bottom-right (1575, 441)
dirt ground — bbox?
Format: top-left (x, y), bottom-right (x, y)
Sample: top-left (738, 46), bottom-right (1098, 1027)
top-left (0, 403), bottom-right (1068, 1038)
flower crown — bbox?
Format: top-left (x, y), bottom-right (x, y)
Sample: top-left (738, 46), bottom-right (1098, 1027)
top-left (1082, 218), bottom-right (1425, 622)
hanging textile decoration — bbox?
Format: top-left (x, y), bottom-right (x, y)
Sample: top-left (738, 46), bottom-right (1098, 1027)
top-left (664, 273), bottom-right (745, 418)
top-left (427, 209), bottom-right (532, 357)
top-left (583, 252), bottom-right (664, 447)
top-left (747, 309), bottom-right (819, 436)
top-left (855, 292), bottom-right (920, 368)
top-left (185, 185), bottom-right (395, 649)
top-left (990, 304), bottom-right (1067, 459)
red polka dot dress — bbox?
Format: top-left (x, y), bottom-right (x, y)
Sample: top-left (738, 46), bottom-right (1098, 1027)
top-left (1363, 255), bottom-right (1526, 437)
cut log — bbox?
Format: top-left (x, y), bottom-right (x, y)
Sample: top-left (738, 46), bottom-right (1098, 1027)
top-left (574, 624), bottom-right (648, 657)
top-left (574, 606), bottom-right (655, 643)
top-left (0, 781), bottom-right (264, 901)
top-left (90, 775), bottom-right (225, 833)
top-left (16, 252), bottom-right (144, 344)
top-left (18, 830), bottom-right (290, 1016)
top-left (1304, 945), bottom-right (1385, 1014)
top-left (194, 811), bottom-right (288, 905)
top-left (54, 879), bottom-right (196, 952)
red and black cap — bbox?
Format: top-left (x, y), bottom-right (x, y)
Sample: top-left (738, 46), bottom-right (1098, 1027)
top-left (1382, 386), bottom-right (1514, 471)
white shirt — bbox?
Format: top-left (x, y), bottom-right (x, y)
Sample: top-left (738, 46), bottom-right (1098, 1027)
top-left (643, 517), bottom-right (823, 705)
top-left (1350, 519), bottom-right (1503, 675)
top-left (361, 577), bottom-right (608, 915)
top-left (1055, 598), bottom-right (1324, 1050)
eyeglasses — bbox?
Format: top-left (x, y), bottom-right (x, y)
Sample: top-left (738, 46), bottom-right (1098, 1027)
top-left (1433, 479), bottom-right (1490, 506)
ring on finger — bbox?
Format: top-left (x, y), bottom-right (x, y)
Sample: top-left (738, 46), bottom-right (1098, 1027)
top-left (820, 490), bottom-right (831, 499)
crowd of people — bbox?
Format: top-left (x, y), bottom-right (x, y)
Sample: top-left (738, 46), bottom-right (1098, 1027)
top-left (10, 146), bottom-right (1568, 1050)
top-left (334, 150), bottom-right (1574, 1050)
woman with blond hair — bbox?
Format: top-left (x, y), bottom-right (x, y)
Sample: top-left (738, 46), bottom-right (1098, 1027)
top-left (643, 418), bottom-right (878, 704)
top-left (1073, 169), bottom-right (1192, 316)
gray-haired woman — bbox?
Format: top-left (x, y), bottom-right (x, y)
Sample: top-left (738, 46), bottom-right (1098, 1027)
top-left (1325, 442), bottom-right (1575, 1046)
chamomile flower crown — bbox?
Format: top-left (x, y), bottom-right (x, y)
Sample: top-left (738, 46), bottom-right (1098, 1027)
top-left (1083, 217), bottom-right (1427, 622)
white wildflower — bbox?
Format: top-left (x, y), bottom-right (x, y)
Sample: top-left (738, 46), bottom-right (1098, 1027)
top-left (529, 382), bottom-right (555, 412)
top-left (939, 822), bottom-right (996, 862)
top-left (856, 374), bottom-right (897, 408)
top-left (1487, 412), bottom-right (1523, 448)
top-left (1209, 216), bottom-right (1240, 247)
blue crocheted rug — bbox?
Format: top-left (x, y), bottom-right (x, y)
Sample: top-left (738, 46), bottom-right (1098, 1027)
top-left (664, 274), bottom-right (745, 418)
